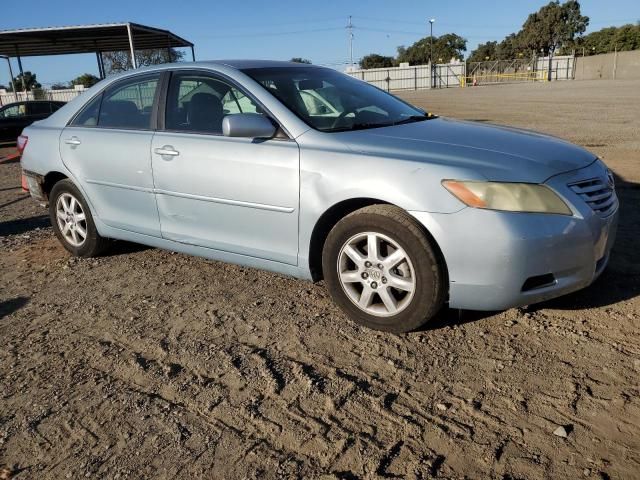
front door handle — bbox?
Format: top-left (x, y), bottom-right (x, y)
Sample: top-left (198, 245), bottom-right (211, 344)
top-left (154, 146), bottom-right (180, 157)
top-left (64, 136), bottom-right (81, 146)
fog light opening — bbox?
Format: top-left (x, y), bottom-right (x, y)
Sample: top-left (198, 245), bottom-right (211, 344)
top-left (521, 273), bottom-right (556, 292)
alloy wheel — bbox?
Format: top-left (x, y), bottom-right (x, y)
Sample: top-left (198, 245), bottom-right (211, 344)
top-left (337, 231), bottom-right (416, 317)
top-left (55, 192), bottom-right (87, 247)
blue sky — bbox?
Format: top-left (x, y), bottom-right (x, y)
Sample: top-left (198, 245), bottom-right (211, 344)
top-left (1, 0), bottom-right (638, 85)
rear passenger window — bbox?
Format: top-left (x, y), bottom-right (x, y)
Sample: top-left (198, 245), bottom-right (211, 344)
top-left (72, 94), bottom-right (102, 126)
top-left (99, 76), bottom-right (159, 129)
top-left (71, 74), bottom-right (159, 129)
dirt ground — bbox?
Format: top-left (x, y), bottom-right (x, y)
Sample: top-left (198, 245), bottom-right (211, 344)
top-left (1, 80), bottom-right (639, 479)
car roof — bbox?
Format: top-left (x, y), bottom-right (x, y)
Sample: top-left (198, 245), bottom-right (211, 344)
top-left (209, 59), bottom-right (321, 70)
top-left (130, 60), bottom-right (322, 72)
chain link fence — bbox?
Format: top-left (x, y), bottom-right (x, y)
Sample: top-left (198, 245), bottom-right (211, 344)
top-left (347, 63), bottom-right (466, 91)
top-left (349, 55), bottom-right (577, 91)
top-left (0, 86), bottom-right (87, 106)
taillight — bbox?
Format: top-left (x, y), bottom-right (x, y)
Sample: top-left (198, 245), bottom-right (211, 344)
top-left (21, 173), bottom-right (29, 192)
top-left (17, 135), bottom-right (28, 154)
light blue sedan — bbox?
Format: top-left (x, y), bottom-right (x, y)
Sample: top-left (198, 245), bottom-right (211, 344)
top-left (19, 60), bottom-right (618, 332)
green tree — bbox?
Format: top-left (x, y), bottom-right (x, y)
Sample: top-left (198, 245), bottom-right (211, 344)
top-left (7, 71), bottom-right (41, 92)
top-left (468, 41), bottom-right (498, 62)
top-left (290, 57), bottom-right (312, 64)
top-left (519, 0), bottom-right (589, 55)
top-left (397, 33), bottom-right (467, 65)
top-left (71, 73), bottom-right (100, 88)
top-left (571, 23), bottom-right (640, 54)
top-left (359, 54), bottom-right (395, 69)
top-left (496, 33), bottom-right (524, 59)
top-left (101, 48), bottom-right (185, 75)
top-left (50, 83), bottom-right (69, 90)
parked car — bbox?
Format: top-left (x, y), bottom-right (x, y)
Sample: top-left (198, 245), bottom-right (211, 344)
top-left (0, 100), bottom-right (65, 145)
top-left (19, 61), bottom-right (618, 333)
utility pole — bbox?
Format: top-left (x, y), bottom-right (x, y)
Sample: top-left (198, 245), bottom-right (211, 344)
top-left (347, 15), bottom-right (354, 70)
top-left (429, 18), bottom-right (435, 88)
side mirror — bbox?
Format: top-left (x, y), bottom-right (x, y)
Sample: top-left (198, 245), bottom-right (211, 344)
top-left (222, 113), bottom-right (276, 139)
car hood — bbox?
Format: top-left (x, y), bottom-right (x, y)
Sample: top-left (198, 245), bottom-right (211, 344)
top-left (335, 117), bottom-right (596, 183)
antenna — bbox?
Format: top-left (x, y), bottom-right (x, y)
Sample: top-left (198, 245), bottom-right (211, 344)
top-left (347, 15), bottom-right (354, 69)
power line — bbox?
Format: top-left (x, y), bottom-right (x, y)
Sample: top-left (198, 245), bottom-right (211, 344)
top-left (192, 26), bottom-right (344, 39)
top-left (197, 16), bottom-right (345, 32)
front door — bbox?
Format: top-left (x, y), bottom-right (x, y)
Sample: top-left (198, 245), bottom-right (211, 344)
top-left (151, 71), bottom-right (299, 265)
top-left (60, 73), bottom-right (162, 237)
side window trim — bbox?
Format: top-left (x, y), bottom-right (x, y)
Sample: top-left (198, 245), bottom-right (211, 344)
top-left (158, 68), bottom-right (292, 140)
top-left (67, 72), bottom-right (161, 131)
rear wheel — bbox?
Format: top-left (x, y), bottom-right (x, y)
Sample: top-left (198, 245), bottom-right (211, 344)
top-left (49, 179), bottom-right (108, 257)
top-left (322, 205), bottom-right (445, 333)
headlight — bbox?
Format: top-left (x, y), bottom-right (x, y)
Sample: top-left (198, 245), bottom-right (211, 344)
top-left (442, 180), bottom-right (572, 215)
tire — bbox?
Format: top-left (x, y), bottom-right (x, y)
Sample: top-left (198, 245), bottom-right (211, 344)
top-left (49, 179), bottom-right (108, 257)
top-left (322, 205), bottom-right (445, 333)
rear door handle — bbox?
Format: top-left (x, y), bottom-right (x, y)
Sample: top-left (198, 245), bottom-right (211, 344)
top-left (154, 146), bottom-right (180, 157)
top-left (64, 137), bottom-right (81, 146)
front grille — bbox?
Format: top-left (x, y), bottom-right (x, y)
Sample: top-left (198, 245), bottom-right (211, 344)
top-left (569, 176), bottom-right (617, 217)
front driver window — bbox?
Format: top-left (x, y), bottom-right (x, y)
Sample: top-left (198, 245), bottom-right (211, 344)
top-left (165, 73), bottom-right (260, 134)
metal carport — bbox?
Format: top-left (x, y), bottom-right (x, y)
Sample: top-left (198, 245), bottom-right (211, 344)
top-left (0, 22), bottom-right (195, 93)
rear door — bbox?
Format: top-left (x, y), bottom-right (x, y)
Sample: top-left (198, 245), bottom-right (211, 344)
top-left (59, 73), bottom-right (162, 237)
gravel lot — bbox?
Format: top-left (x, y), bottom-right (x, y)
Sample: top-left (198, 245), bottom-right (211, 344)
top-left (1, 80), bottom-right (639, 479)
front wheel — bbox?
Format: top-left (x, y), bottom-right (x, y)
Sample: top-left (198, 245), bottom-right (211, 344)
top-left (322, 205), bottom-right (445, 333)
top-left (49, 179), bottom-right (108, 257)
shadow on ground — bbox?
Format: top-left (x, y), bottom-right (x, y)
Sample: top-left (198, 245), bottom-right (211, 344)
top-left (0, 215), bottom-right (49, 237)
top-left (105, 240), bottom-right (151, 257)
top-left (0, 297), bottom-right (29, 320)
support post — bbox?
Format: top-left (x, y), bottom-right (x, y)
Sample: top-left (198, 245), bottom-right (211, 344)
top-left (15, 48), bottom-right (25, 92)
top-left (613, 46), bottom-right (618, 80)
top-left (96, 52), bottom-right (105, 79)
top-left (191, 45), bottom-right (196, 62)
top-left (127, 23), bottom-right (137, 69)
top-left (4, 56), bottom-right (18, 102)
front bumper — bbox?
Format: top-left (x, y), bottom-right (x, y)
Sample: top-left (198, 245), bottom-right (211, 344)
top-left (411, 161), bottom-right (619, 310)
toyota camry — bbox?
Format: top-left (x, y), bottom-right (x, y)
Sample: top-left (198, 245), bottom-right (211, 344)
top-left (19, 60), bottom-right (618, 332)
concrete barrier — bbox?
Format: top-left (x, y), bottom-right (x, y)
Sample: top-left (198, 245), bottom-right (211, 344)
top-left (574, 50), bottom-right (640, 80)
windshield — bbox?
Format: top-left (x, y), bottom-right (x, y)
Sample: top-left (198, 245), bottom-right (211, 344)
top-left (242, 66), bottom-right (430, 132)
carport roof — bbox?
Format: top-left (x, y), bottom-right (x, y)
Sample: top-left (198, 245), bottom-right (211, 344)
top-left (0, 22), bottom-right (193, 57)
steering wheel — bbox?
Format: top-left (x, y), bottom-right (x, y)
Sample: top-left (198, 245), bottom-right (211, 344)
top-left (331, 109), bottom-right (355, 129)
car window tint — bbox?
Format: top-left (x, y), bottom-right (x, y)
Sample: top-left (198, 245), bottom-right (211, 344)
top-left (28, 102), bottom-right (52, 115)
top-left (244, 67), bottom-right (425, 132)
top-left (165, 73), bottom-right (260, 134)
top-left (71, 93), bottom-right (102, 126)
top-left (0, 104), bottom-right (26, 118)
top-left (51, 103), bottom-right (64, 112)
top-left (222, 88), bottom-right (259, 115)
top-left (98, 76), bottom-right (159, 129)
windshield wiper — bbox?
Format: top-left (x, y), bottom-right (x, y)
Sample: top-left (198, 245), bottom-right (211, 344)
top-left (327, 121), bottom-right (396, 133)
top-left (325, 113), bottom-right (437, 133)
top-left (393, 113), bottom-right (437, 126)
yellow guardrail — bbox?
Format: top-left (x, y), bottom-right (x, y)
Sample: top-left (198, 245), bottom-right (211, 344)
top-left (463, 71), bottom-right (548, 87)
